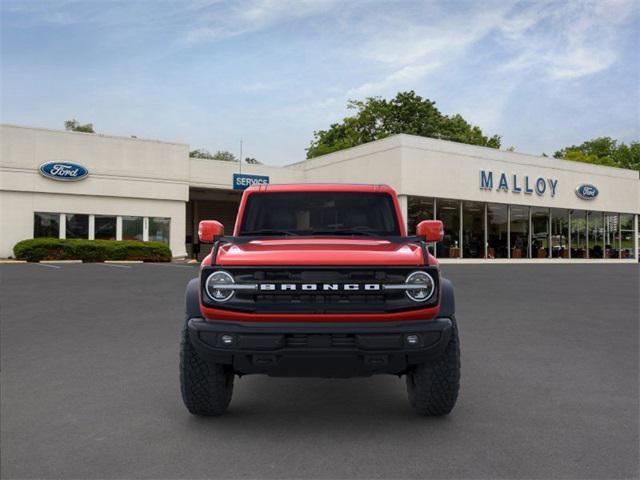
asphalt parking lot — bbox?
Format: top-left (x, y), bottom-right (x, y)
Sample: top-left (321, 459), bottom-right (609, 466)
top-left (1, 263), bottom-right (638, 479)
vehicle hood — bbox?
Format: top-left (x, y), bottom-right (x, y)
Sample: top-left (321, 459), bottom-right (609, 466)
top-left (215, 238), bottom-right (424, 266)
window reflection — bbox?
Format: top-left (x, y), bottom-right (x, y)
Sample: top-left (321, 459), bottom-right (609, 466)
top-left (510, 206), bottom-right (529, 258)
top-left (462, 201), bottom-right (484, 258)
top-left (95, 215), bottom-right (117, 240)
top-left (588, 211), bottom-right (604, 258)
top-left (66, 214), bottom-right (89, 239)
top-left (531, 207), bottom-right (549, 259)
top-left (551, 209), bottom-right (569, 258)
top-left (149, 217), bottom-right (170, 244)
top-left (603, 213), bottom-right (619, 258)
top-left (571, 210), bottom-right (587, 258)
top-left (122, 216), bottom-right (143, 241)
top-left (620, 214), bottom-right (636, 259)
top-left (34, 212), bottom-right (60, 238)
top-left (487, 204), bottom-right (508, 259)
top-left (407, 196), bottom-right (434, 234)
top-left (436, 199), bottom-right (460, 258)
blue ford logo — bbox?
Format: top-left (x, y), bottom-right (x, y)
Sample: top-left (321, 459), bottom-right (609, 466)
top-left (39, 161), bottom-right (89, 182)
top-left (575, 184), bottom-right (598, 200)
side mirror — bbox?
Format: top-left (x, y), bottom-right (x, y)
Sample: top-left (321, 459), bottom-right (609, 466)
top-left (417, 220), bottom-right (444, 242)
top-left (198, 220), bottom-right (224, 243)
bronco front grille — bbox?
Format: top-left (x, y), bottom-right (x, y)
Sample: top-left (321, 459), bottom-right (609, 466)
top-left (200, 266), bottom-right (439, 314)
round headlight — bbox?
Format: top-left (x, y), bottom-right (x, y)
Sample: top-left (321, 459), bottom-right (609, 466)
top-left (205, 270), bottom-right (235, 302)
top-left (405, 271), bottom-right (435, 302)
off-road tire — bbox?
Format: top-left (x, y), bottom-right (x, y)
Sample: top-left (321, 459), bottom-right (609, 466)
top-left (406, 316), bottom-right (460, 416)
top-left (180, 321), bottom-right (234, 416)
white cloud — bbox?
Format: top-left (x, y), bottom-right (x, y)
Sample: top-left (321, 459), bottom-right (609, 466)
top-left (183, 0), bottom-right (341, 44)
top-left (499, 0), bottom-right (637, 79)
top-left (347, 63), bottom-right (440, 97)
top-left (359, 5), bottom-right (512, 67)
top-left (2, 0), bottom-right (637, 165)
top-left (340, 4), bottom-right (514, 109)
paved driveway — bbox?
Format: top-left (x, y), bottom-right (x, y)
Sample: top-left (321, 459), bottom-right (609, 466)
top-left (1, 263), bottom-right (638, 479)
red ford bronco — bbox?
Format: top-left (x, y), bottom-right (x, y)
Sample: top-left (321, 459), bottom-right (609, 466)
top-left (181, 184), bottom-right (460, 416)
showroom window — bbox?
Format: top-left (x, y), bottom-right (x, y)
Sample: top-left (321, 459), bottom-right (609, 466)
top-left (510, 205), bottom-right (530, 259)
top-left (571, 210), bottom-right (587, 258)
top-left (462, 201), bottom-right (484, 259)
top-left (34, 212), bottom-right (60, 238)
top-left (31, 212), bottom-right (173, 246)
top-left (407, 196), bottom-right (434, 234)
top-left (620, 214), bottom-right (636, 259)
top-left (65, 214), bottom-right (89, 239)
top-left (604, 213), bottom-right (619, 258)
top-left (551, 209), bottom-right (570, 258)
top-left (122, 216), bottom-right (143, 241)
top-left (531, 207), bottom-right (550, 259)
top-left (149, 217), bottom-right (170, 244)
top-left (588, 211), bottom-right (604, 259)
top-left (436, 199), bottom-right (460, 258)
top-left (487, 203), bottom-right (508, 259)
top-left (95, 215), bottom-right (117, 240)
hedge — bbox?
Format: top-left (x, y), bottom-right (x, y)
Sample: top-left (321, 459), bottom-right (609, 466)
top-left (13, 238), bottom-right (172, 262)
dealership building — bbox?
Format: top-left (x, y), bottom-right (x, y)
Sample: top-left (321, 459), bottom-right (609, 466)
top-left (1, 123), bottom-right (638, 262)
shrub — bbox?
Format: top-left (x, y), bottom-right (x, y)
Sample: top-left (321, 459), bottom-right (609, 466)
top-left (13, 238), bottom-right (172, 262)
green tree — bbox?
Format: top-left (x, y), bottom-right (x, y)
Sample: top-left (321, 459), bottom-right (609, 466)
top-left (64, 119), bottom-right (94, 133)
top-left (190, 149), bottom-right (215, 159)
top-left (554, 137), bottom-right (640, 172)
top-left (189, 149), bottom-right (238, 162)
top-left (306, 91), bottom-right (501, 158)
top-left (244, 157), bottom-right (261, 164)
top-left (212, 150), bottom-right (237, 162)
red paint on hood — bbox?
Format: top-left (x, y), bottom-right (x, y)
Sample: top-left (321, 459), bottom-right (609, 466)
top-left (215, 238), bottom-right (424, 266)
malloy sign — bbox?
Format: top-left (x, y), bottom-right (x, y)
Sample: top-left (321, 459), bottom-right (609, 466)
top-left (480, 170), bottom-right (558, 197)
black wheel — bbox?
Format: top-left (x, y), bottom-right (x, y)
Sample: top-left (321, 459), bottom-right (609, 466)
top-left (406, 316), bottom-right (460, 416)
top-left (180, 321), bottom-right (234, 416)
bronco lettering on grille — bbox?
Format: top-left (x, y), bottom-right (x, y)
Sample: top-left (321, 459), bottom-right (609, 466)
top-left (258, 283), bottom-right (382, 291)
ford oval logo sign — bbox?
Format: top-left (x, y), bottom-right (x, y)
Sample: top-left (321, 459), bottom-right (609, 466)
top-left (39, 161), bottom-right (89, 182)
top-left (575, 184), bottom-right (598, 200)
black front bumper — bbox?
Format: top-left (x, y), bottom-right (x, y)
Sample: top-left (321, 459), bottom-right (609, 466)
top-left (188, 318), bottom-right (453, 378)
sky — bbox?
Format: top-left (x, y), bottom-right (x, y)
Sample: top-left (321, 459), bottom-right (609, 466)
top-left (1, 0), bottom-right (639, 165)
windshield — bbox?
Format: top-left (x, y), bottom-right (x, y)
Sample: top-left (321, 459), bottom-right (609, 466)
top-left (239, 191), bottom-right (401, 236)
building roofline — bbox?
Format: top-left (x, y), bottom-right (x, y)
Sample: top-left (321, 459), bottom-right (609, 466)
top-left (0, 123), bottom-right (189, 147)
top-left (284, 135), bottom-right (401, 167)
top-left (244, 183), bottom-right (394, 193)
top-left (290, 133), bottom-right (639, 179)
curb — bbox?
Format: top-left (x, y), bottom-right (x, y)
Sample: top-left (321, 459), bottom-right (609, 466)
top-left (40, 260), bottom-right (83, 264)
top-left (437, 259), bottom-right (639, 264)
top-left (0, 259), bottom-right (27, 264)
top-left (104, 260), bottom-right (144, 264)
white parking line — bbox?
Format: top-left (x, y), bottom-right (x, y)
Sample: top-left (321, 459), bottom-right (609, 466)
top-left (95, 263), bottom-right (132, 269)
top-left (147, 263), bottom-right (197, 268)
top-left (35, 263), bottom-right (61, 269)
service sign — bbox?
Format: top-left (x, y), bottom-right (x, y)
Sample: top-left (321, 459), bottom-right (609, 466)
top-left (575, 184), bottom-right (598, 200)
top-left (233, 173), bottom-right (269, 190)
top-left (39, 161), bottom-right (89, 182)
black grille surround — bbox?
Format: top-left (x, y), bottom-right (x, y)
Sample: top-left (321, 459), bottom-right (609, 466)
top-left (200, 265), bottom-right (440, 314)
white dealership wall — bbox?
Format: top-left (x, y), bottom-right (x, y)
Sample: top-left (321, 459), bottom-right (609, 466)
top-left (0, 124), bottom-right (304, 258)
top-left (1, 125), bottom-right (638, 259)
top-left (292, 134), bottom-right (639, 213)
top-left (0, 124), bottom-right (190, 257)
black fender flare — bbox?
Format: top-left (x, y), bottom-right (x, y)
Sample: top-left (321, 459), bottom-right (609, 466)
top-left (438, 277), bottom-right (455, 318)
top-left (185, 278), bottom-right (202, 319)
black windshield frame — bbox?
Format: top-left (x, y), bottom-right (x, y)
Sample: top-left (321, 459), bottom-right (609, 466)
top-left (239, 191), bottom-right (401, 237)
